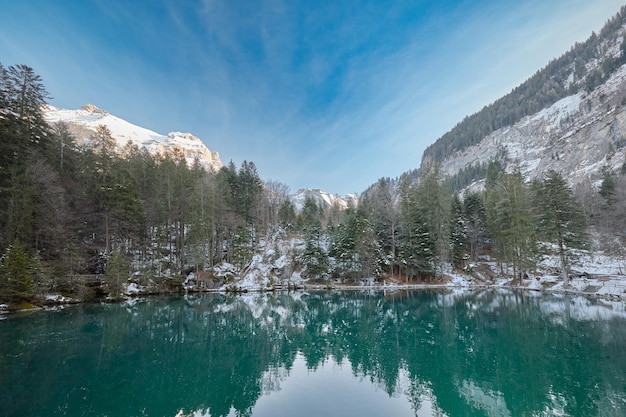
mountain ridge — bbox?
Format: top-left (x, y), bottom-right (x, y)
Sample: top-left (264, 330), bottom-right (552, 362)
top-left (292, 188), bottom-right (359, 212)
top-left (43, 104), bottom-right (224, 172)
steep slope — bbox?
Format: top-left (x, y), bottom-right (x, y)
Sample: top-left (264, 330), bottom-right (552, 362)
top-left (44, 104), bottom-right (223, 171)
top-left (420, 6), bottom-right (626, 187)
top-left (437, 63), bottom-right (626, 187)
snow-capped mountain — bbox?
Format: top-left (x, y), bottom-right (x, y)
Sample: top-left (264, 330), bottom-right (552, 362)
top-left (292, 188), bottom-right (358, 212)
top-left (44, 104), bottom-right (223, 171)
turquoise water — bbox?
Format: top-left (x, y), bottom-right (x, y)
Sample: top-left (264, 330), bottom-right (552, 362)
top-left (1, 290), bottom-right (625, 416)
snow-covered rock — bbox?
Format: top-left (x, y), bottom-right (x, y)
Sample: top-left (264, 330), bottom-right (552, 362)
top-left (44, 104), bottom-right (223, 172)
top-left (420, 18), bottom-right (626, 190)
top-left (292, 188), bottom-right (358, 212)
top-left (432, 62), bottom-right (626, 189)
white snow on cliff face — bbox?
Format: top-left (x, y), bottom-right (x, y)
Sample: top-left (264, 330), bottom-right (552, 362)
top-left (291, 188), bottom-right (358, 212)
top-left (44, 104), bottom-right (223, 171)
top-left (434, 61), bottom-right (626, 190)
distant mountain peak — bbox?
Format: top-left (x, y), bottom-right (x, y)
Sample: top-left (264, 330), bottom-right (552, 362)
top-left (79, 103), bottom-right (108, 114)
top-left (292, 188), bottom-right (358, 212)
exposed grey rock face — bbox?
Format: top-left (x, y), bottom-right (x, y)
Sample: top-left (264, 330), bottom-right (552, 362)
top-left (434, 64), bottom-right (626, 189)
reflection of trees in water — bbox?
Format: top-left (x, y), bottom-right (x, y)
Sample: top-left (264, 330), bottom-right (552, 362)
top-left (1, 291), bottom-right (625, 417)
top-left (191, 290), bottom-right (625, 417)
top-left (175, 290), bottom-right (626, 417)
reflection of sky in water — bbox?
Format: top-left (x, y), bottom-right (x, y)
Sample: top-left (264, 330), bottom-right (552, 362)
top-left (182, 353), bottom-right (440, 417)
top-left (252, 354), bottom-right (425, 417)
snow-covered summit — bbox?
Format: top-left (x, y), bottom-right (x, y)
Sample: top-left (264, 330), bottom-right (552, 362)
top-left (80, 103), bottom-right (108, 114)
top-left (44, 104), bottom-right (223, 171)
top-left (292, 188), bottom-right (358, 212)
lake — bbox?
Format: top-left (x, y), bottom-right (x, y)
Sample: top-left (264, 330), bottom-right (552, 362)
top-left (1, 290), bottom-right (625, 416)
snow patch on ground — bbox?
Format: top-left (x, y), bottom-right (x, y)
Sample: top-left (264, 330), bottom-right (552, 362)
top-left (188, 234), bottom-right (626, 305)
top-left (126, 283), bottom-right (141, 294)
top-left (44, 294), bottom-right (79, 304)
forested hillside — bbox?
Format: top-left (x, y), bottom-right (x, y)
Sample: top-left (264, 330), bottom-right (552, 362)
top-left (422, 5), bottom-right (626, 165)
top-left (357, 6), bottom-right (626, 293)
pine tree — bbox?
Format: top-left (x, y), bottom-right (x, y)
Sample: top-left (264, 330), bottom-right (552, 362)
top-left (398, 208), bottom-right (435, 280)
top-left (485, 160), bottom-right (504, 189)
top-left (236, 161), bottom-right (263, 227)
top-left (277, 199), bottom-right (297, 231)
top-left (185, 165), bottom-right (215, 270)
top-left (105, 251), bottom-right (129, 299)
top-left (354, 216), bottom-right (384, 280)
top-left (90, 124), bottom-right (117, 174)
top-left (298, 197), bottom-right (323, 233)
top-left (1, 64), bottom-right (50, 155)
top-left (599, 165), bottom-right (616, 205)
top-left (359, 177), bottom-right (399, 276)
top-left (302, 242), bottom-right (329, 279)
top-left (463, 191), bottom-right (486, 262)
top-left (4, 64), bottom-right (48, 121)
top-left (0, 243), bottom-right (33, 303)
top-left (329, 208), bottom-right (383, 280)
top-left (0, 64), bottom-right (51, 249)
top-left (232, 224), bottom-right (253, 270)
top-left (450, 194), bottom-right (467, 269)
top-left (50, 121), bottom-right (80, 175)
top-left (486, 170), bottom-right (536, 278)
top-left (213, 162), bottom-right (238, 264)
top-left (413, 165), bottom-right (451, 276)
top-left (397, 180), bottom-right (435, 281)
top-left (532, 170), bottom-right (588, 283)
top-left (108, 168), bottom-right (143, 250)
top-left (329, 208), bottom-right (356, 276)
top-left (301, 226), bottom-right (329, 280)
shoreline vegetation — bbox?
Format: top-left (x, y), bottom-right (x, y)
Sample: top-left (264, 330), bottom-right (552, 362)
top-left (2, 268), bottom-right (624, 315)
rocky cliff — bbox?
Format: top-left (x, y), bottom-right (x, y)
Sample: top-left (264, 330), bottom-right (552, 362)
top-left (435, 63), bottom-right (626, 189)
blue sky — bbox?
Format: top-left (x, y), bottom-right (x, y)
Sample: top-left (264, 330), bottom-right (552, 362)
top-left (1, 0), bottom-right (624, 195)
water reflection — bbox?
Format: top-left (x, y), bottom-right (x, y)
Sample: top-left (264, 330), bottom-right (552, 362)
top-left (0, 290), bottom-right (625, 416)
